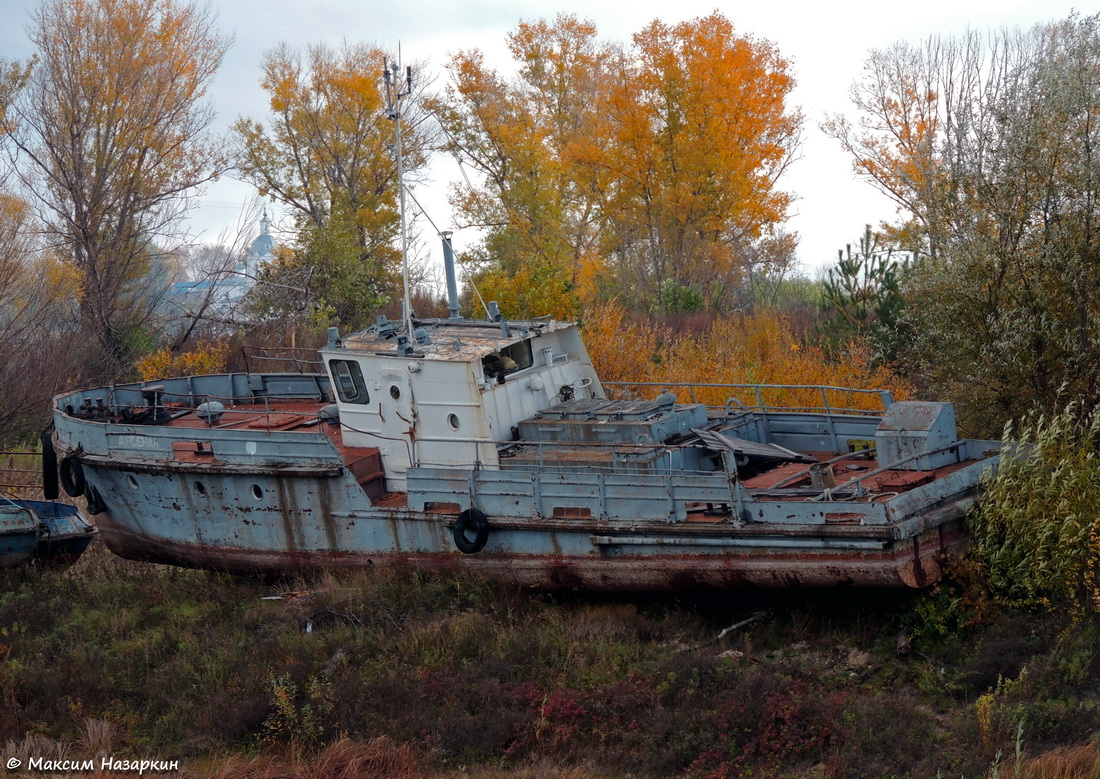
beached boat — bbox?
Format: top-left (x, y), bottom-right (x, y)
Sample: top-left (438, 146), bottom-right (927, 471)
top-left (47, 309), bottom-right (1001, 590)
top-left (0, 495), bottom-right (96, 568)
top-left (0, 499), bottom-right (39, 567)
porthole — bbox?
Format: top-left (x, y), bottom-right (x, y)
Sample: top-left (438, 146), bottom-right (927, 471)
top-left (195, 481), bottom-right (207, 496)
top-left (251, 484), bottom-right (263, 500)
top-left (126, 474), bottom-right (139, 490)
top-left (389, 385), bottom-right (401, 400)
top-left (448, 413), bottom-right (460, 430)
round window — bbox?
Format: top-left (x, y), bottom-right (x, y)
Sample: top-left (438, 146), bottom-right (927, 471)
top-left (251, 484), bottom-right (263, 500)
top-left (195, 481), bottom-right (207, 496)
top-left (389, 385), bottom-right (401, 400)
top-left (126, 474), bottom-right (139, 490)
top-left (448, 413), bottom-right (460, 431)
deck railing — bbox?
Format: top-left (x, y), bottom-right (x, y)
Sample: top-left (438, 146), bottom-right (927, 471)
top-left (58, 373), bottom-right (331, 430)
top-left (603, 381), bottom-right (894, 416)
top-left (410, 437), bottom-right (715, 476)
top-left (239, 346), bottom-right (324, 374)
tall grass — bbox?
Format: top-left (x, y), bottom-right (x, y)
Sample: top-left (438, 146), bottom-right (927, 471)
top-left (4, 543), bottom-right (1100, 776)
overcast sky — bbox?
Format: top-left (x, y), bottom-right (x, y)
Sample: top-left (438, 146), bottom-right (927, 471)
top-left (0, 0), bottom-right (1086, 274)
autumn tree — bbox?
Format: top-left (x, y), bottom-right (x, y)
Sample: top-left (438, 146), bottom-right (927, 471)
top-left (0, 192), bottom-right (82, 445)
top-left (437, 13), bottom-right (801, 318)
top-left (234, 43), bottom-right (436, 330)
top-left (434, 16), bottom-right (612, 319)
top-left (603, 14), bottom-right (802, 313)
top-left (822, 41), bottom-right (946, 258)
top-left (2, 0), bottom-right (229, 379)
top-left (829, 14), bottom-right (1100, 434)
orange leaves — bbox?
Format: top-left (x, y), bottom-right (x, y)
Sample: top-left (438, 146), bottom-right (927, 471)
top-left (474, 259), bottom-right (580, 321)
top-left (583, 303), bottom-right (910, 410)
top-left (822, 42), bottom-right (943, 225)
top-left (8, 0), bottom-right (229, 373)
top-left (609, 14), bottom-right (801, 309)
top-left (440, 12), bottom-right (801, 317)
top-left (236, 41), bottom-right (422, 252)
top-left (610, 13), bottom-right (801, 260)
top-left (135, 340), bottom-right (229, 381)
top-left (438, 17), bottom-right (611, 318)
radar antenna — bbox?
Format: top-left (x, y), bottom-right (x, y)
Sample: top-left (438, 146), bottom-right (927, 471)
top-left (384, 52), bottom-right (414, 337)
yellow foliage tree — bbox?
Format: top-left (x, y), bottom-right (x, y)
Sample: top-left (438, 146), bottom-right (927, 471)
top-left (5, 0), bottom-right (229, 378)
top-left (436, 16), bottom-right (610, 319)
top-left (438, 12), bottom-right (802, 317)
top-left (235, 43), bottom-right (435, 329)
top-left (821, 40), bottom-right (943, 256)
top-left (605, 14), bottom-right (802, 311)
top-left (0, 191), bottom-right (81, 444)
top-left (135, 340), bottom-right (229, 381)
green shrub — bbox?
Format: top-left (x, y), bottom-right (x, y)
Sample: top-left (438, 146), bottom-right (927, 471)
top-left (968, 403), bottom-right (1100, 612)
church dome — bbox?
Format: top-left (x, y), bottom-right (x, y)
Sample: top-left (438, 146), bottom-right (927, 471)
top-left (246, 209), bottom-right (276, 264)
top-left (249, 231), bottom-right (274, 258)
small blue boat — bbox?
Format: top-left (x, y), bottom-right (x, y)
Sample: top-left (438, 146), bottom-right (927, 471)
top-left (0, 501), bottom-right (40, 567)
top-left (0, 496), bottom-right (96, 568)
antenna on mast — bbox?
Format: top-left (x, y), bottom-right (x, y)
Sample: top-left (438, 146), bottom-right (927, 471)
top-left (384, 50), bottom-right (414, 337)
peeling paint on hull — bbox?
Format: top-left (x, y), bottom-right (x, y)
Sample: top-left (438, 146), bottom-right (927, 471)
top-left (89, 496), bottom-right (967, 590)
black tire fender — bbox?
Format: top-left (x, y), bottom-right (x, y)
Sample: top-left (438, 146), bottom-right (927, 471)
top-left (41, 431), bottom-right (59, 500)
top-left (59, 456), bottom-right (86, 498)
top-left (85, 485), bottom-right (107, 516)
top-left (453, 508), bottom-right (490, 554)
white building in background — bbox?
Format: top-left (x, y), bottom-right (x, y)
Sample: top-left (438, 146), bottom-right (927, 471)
top-left (166, 212), bottom-right (277, 320)
top-left (240, 211), bottom-right (276, 279)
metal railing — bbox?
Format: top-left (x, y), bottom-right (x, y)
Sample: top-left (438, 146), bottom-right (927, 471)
top-left (603, 381), bottom-right (894, 416)
top-left (62, 390), bottom-right (332, 435)
top-left (239, 346), bottom-right (324, 374)
top-left (410, 436), bottom-right (717, 477)
top-left (0, 449), bottom-right (41, 491)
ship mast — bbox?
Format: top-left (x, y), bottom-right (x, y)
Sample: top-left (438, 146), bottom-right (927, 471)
top-left (384, 54), bottom-right (414, 336)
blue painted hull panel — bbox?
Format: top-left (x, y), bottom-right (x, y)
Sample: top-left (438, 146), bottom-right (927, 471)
top-left (0, 506), bottom-right (41, 567)
top-left (0, 501), bottom-right (96, 568)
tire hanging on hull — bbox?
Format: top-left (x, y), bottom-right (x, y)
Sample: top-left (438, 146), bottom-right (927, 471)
top-left (453, 508), bottom-right (490, 554)
top-left (59, 456), bottom-right (85, 498)
top-left (41, 431), bottom-right (59, 500)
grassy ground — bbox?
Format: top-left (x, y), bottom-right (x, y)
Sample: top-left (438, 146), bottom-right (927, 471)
top-left (2, 542), bottom-right (1100, 777)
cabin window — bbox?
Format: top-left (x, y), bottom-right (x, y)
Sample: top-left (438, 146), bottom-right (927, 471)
top-left (502, 339), bottom-right (534, 371)
top-left (482, 339), bottom-right (535, 381)
top-left (329, 360), bottom-right (370, 404)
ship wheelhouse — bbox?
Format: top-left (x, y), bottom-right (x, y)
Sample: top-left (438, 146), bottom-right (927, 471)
top-left (321, 317), bottom-right (604, 491)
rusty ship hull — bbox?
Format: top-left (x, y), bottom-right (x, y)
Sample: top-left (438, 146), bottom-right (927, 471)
top-left (90, 504), bottom-right (968, 589)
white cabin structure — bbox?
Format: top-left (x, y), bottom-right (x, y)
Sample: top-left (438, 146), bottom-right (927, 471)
top-left (320, 318), bottom-right (603, 490)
